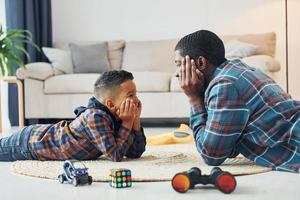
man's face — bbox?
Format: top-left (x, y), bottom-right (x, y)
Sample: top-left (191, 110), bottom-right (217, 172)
top-left (113, 80), bottom-right (139, 110)
top-left (174, 50), bottom-right (184, 77)
top-left (174, 50), bottom-right (207, 75)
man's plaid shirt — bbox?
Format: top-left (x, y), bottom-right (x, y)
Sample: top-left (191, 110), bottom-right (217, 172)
top-left (191, 59), bottom-right (300, 173)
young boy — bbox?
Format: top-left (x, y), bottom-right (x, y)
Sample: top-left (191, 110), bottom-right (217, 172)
top-left (0, 70), bottom-right (146, 162)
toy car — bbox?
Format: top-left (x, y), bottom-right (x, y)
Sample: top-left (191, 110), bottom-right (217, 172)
top-left (58, 160), bottom-right (93, 186)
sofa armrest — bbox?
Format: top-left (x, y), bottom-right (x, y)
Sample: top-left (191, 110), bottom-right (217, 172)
top-left (16, 62), bottom-right (54, 81)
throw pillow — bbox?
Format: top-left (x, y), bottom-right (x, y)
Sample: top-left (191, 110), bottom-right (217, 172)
top-left (122, 39), bottom-right (178, 73)
top-left (69, 42), bottom-right (111, 73)
top-left (42, 47), bottom-right (73, 74)
top-left (108, 40), bottom-right (125, 70)
top-left (225, 40), bottom-right (257, 59)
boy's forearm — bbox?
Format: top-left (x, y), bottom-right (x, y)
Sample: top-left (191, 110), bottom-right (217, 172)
top-left (126, 128), bottom-right (146, 158)
top-left (133, 118), bottom-right (141, 133)
top-left (121, 121), bottom-right (133, 131)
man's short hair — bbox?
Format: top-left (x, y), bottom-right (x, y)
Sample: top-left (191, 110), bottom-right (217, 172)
top-left (175, 30), bottom-right (226, 66)
top-left (94, 70), bottom-right (134, 102)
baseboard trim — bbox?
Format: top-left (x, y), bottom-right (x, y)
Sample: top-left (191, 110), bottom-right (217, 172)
top-left (25, 118), bottom-right (189, 127)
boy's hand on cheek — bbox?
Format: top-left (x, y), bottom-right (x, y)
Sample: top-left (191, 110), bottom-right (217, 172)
top-left (118, 99), bottom-right (136, 130)
top-left (135, 98), bottom-right (142, 118)
top-left (133, 99), bottom-right (142, 132)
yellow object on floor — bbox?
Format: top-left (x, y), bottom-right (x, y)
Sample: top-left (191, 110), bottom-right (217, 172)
top-left (146, 124), bottom-right (194, 145)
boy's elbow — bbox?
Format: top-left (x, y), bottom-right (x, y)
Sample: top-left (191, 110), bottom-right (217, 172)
top-left (126, 149), bottom-right (145, 159)
top-left (111, 158), bottom-right (122, 162)
top-left (129, 152), bottom-right (143, 159)
top-left (135, 147), bottom-right (146, 158)
top-left (110, 154), bottom-right (123, 162)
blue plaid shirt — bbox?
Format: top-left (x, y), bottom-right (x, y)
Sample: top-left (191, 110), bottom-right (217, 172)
top-left (191, 59), bottom-right (300, 173)
top-left (29, 97), bottom-right (146, 161)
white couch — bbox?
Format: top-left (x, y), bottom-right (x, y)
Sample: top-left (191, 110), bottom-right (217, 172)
top-left (17, 32), bottom-right (281, 120)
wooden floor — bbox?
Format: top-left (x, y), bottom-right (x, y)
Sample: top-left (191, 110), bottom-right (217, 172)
top-left (0, 126), bottom-right (299, 200)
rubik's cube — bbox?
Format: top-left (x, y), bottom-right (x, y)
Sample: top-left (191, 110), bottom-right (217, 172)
top-left (109, 168), bottom-right (132, 188)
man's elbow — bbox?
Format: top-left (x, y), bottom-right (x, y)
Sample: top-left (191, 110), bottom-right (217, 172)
top-left (196, 143), bottom-right (228, 166)
top-left (203, 157), bottom-right (224, 166)
top-left (199, 151), bottom-right (227, 166)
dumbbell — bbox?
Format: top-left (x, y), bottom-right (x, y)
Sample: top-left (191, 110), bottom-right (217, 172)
top-left (171, 167), bottom-right (236, 194)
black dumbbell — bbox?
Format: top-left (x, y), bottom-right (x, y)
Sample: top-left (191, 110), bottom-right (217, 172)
top-left (171, 167), bottom-right (236, 194)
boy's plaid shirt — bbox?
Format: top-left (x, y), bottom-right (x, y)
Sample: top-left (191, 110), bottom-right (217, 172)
top-left (191, 59), bottom-right (300, 173)
top-left (28, 101), bottom-right (146, 161)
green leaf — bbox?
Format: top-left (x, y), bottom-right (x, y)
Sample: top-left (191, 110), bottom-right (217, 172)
top-left (0, 23), bottom-right (39, 76)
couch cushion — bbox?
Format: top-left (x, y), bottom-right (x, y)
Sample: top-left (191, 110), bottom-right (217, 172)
top-left (53, 40), bottom-right (125, 70)
top-left (107, 40), bottom-right (126, 70)
top-left (44, 72), bottom-right (172, 94)
top-left (132, 72), bottom-right (173, 92)
top-left (44, 74), bottom-right (100, 94)
top-left (122, 39), bottom-right (178, 73)
top-left (170, 75), bottom-right (182, 92)
top-left (69, 42), bottom-right (110, 73)
top-left (221, 32), bottom-right (276, 57)
top-left (225, 40), bottom-right (257, 58)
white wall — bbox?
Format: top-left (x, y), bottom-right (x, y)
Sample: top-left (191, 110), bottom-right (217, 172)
top-left (288, 0), bottom-right (300, 99)
top-left (52, 0), bottom-right (286, 89)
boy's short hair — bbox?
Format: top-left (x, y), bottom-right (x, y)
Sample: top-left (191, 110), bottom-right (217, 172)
top-left (94, 70), bottom-right (134, 102)
top-left (175, 30), bottom-right (226, 66)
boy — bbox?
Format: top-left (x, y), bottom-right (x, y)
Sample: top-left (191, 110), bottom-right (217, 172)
top-left (0, 70), bottom-right (146, 162)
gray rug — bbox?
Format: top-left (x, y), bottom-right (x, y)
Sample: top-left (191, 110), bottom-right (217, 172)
top-left (10, 143), bottom-right (272, 182)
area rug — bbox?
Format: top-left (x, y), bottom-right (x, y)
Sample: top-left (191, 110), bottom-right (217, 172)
top-left (10, 143), bottom-right (272, 182)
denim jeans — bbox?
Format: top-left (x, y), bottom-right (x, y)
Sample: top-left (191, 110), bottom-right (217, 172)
top-left (0, 126), bottom-right (37, 161)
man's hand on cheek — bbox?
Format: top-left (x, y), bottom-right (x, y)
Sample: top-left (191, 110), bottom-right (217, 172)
top-left (179, 55), bottom-right (205, 103)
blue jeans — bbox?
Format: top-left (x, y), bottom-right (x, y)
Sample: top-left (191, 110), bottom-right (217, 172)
top-left (0, 126), bottom-right (37, 161)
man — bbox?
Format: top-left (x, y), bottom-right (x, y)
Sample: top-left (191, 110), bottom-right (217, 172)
top-left (175, 30), bottom-right (300, 173)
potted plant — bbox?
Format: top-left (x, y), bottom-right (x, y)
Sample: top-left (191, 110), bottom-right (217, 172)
top-left (0, 24), bottom-right (39, 76)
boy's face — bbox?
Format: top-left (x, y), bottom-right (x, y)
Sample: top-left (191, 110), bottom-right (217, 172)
top-left (107, 80), bottom-right (139, 114)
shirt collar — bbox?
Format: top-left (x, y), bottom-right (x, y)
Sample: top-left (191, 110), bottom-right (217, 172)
top-left (211, 59), bottom-right (229, 80)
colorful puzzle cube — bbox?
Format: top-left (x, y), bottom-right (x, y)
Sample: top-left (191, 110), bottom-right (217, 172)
top-left (109, 168), bottom-right (132, 188)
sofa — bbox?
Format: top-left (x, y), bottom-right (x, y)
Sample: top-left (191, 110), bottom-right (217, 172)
top-left (17, 32), bottom-right (281, 121)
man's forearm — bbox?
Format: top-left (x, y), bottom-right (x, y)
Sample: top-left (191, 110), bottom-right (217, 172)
top-left (189, 95), bottom-right (207, 138)
top-left (188, 95), bottom-right (204, 107)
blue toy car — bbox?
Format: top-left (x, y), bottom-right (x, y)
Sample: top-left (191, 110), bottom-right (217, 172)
top-left (58, 160), bottom-right (93, 186)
